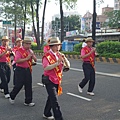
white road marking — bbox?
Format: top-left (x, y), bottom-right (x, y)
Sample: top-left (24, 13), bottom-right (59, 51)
top-left (70, 68), bottom-right (120, 78)
top-left (37, 83), bottom-right (45, 87)
top-left (36, 61), bottom-right (120, 78)
top-left (67, 92), bottom-right (92, 101)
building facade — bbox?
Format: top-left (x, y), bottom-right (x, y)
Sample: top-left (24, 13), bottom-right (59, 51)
top-left (114, 0), bottom-right (120, 10)
top-left (83, 6), bottom-right (113, 32)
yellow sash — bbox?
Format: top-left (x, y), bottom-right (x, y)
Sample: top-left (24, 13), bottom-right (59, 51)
top-left (18, 48), bottom-right (32, 72)
top-left (0, 46), bottom-right (10, 63)
top-left (83, 46), bottom-right (95, 70)
top-left (45, 52), bottom-right (62, 96)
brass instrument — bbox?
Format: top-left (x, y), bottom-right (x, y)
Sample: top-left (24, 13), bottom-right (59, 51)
top-left (59, 52), bottom-right (70, 72)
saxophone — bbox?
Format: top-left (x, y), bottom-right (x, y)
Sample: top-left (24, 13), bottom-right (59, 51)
top-left (59, 52), bottom-right (70, 72)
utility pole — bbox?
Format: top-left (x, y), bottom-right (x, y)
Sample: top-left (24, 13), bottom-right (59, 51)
top-left (92, 0), bottom-right (96, 47)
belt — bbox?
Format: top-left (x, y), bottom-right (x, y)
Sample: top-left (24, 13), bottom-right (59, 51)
top-left (16, 66), bottom-right (29, 70)
top-left (83, 61), bottom-right (90, 63)
top-left (0, 62), bottom-right (7, 65)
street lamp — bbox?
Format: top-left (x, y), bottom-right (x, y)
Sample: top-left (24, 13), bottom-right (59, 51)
top-left (92, 0), bottom-right (97, 47)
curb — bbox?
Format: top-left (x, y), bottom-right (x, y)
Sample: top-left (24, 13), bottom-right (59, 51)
top-left (34, 52), bottom-right (120, 64)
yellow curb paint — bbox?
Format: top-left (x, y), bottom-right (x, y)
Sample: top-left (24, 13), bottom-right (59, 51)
top-left (109, 58), bottom-right (114, 64)
top-left (116, 58), bottom-right (120, 64)
top-left (95, 57), bottom-right (101, 62)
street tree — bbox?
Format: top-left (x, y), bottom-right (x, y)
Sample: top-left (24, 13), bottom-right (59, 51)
top-left (105, 10), bottom-right (120, 28)
top-left (52, 15), bottom-right (81, 33)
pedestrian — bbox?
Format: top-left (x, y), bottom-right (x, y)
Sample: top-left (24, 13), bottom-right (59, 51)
top-left (12, 38), bottom-right (23, 85)
top-left (9, 38), bottom-right (37, 106)
top-left (43, 38), bottom-right (51, 53)
top-left (78, 37), bottom-right (96, 96)
top-left (42, 37), bottom-right (70, 120)
top-left (82, 38), bottom-right (87, 48)
top-left (0, 36), bottom-right (12, 98)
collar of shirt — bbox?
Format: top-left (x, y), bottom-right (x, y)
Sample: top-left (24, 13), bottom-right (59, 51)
top-left (50, 49), bottom-right (58, 61)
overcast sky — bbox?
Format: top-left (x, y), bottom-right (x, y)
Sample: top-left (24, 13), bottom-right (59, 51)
top-left (40, 0), bottom-right (114, 22)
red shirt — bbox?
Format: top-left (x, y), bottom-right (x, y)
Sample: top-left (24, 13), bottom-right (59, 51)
top-left (81, 46), bottom-right (95, 62)
top-left (0, 46), bottom-right (10, 63)
top-left (15, 47), bottom-right (32, 68)
top-left (43, 45), bottom-right (50, 53)
top-left (42, 50), bottom-right (63, 84)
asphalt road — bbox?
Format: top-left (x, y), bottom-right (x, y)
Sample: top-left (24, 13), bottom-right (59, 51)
top-left (0, 58), bottom-right (120, 120)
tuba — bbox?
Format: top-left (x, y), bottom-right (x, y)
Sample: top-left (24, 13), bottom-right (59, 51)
top-left (59, 52), bottom-right (70, 72)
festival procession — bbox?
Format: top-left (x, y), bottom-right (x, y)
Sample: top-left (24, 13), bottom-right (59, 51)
top-left (0, 35), bottom-right (98, 120)
top-left (0, 0), bottom-right (120, 120)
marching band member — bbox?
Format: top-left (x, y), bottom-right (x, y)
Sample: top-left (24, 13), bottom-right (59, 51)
top-left (9, 38), bottom-right (37, 106)
top-left (42, 37), bottom-right (70, 120)
top-left (78, 37), bottom-right (96, 96)
top-left (0, 36), bottom-right (12, 98)
top-left (12, 38), bottom-right (23, 85)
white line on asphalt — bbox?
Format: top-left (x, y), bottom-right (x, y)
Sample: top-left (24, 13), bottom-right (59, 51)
top-left (37, 83), bottom-right (44, 87)
top-left (67, 92), bottom-right (92, 101)
top-left (36, 61), bottom-right (120, 78)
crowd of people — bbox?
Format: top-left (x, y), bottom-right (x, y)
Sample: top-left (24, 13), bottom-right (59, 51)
top-left (0, 36), bottom-right (96, 120)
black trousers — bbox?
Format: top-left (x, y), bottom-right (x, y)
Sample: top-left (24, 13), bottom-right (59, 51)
top-left (44, 81), bottom-right (63, 120)
top-left (10, 66), bottom-right (32, 104)
top-left (12, 63), bottom-right (16, 85)
top-left (0, 62), bottom-right (11, 95)
top-left (79, 62), bottom-right (95, 92)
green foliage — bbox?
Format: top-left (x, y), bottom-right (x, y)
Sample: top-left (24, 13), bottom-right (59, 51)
top-left (74, 43), bottom-right (82, 52)
top-left (61, 51), bottom-right (79, 55)
top-left (105, 10), bottom-right (120, 28)
top-left (31, 42), bottom-right (38, 50)
top-left (96, 41), bottom-right (120, 58)
top-left (52, 15), bottom-right (81, 32)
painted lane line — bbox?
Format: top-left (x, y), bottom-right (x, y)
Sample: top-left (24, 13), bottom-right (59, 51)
top-left (36, 62), bottom-right (120, 78)
top-left (37, 83), bottom-right (45, 87)
top-left (70, 68), bottom-right (120, 78)
top-left (67, 92), bottom-right (92, 101)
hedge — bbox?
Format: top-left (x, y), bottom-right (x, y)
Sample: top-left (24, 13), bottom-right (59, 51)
top-left (33, 41), bottom-right (120, 58)
top-left (74, 43), bottom-right (82, 52)
top-left (31, 42), bottom-right (38, 50)
top-left (96, 41), bottom-right (120, 54)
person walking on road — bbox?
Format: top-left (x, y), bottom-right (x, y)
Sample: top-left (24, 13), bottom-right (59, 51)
top-left (42, 37), bottom-right (70, 120)
top-left (9, 38), bottom-right (37, 106)
top-left (0, 36), bottom-right (12, 98)
top-left (82, 39), bottom-right (87, 48)
top-left (78, 37), bottom-right (96, 96)
top-left (12, 38), bottom-right (23, 85)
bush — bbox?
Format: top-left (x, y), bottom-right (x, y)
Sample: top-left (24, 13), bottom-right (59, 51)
top-left (61, 51), bottom-right (79, 55)
top-left (31, 42), bottom-right (38, 50)
top-left (74, 43), bottom-right (82, 52)
top-left (96, 41), bottom-right (120, 54)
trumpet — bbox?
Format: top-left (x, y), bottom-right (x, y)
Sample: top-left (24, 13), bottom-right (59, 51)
top-left (59, 52), bottom-right (70, 72)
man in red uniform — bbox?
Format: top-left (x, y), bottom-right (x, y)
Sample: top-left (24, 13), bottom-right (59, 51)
top-left (78, 37), bottom-right (96, 96)
top-left (9, 38), bottom-right (37, 106)
top-left (12, 38), bottom-right (23, 85)
top-left (42, 37), bottom-right (70, 120)
top-left (0, 36), bottom-right (12, 98)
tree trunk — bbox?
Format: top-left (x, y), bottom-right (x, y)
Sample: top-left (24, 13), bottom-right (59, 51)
top-left (36, 0), bottom-right (41, 49)
top-left (22, 1), bottom-right (27, 40)
top-left (30, 1), bottom-right (37, 44)
top-left (59, 0), bottom-right (64, 43)
top-left (41, 0), bottom-right (47, 47)
top-left (14, 14), bottom-right (17, 42)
